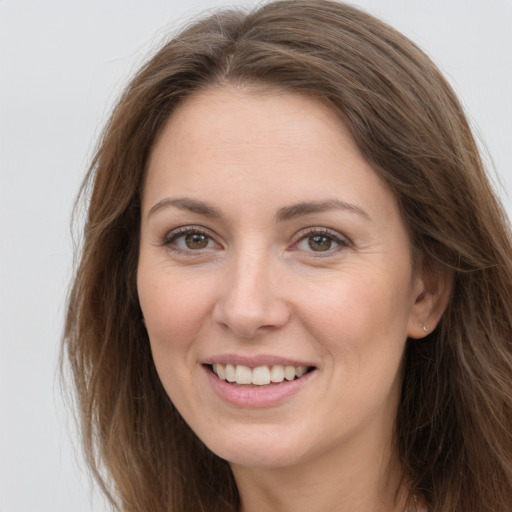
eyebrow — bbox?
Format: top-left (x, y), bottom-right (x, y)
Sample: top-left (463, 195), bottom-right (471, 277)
top-left (275, 199), bottom-right (371, 223)
top-left (147, 197), bottom-right (222, 219)
top-left (147, 197), bottom-right (371, 222)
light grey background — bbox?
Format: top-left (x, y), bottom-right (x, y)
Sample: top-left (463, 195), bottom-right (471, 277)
top-left (1, 1), bottom-right (510, 511)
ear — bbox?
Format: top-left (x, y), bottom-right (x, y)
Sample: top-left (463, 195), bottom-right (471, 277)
top-left (407, 264), bottom-right (453, 339)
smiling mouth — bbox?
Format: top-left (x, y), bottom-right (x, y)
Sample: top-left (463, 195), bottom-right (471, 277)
top-left (208, 363), bottom-right (315, 387)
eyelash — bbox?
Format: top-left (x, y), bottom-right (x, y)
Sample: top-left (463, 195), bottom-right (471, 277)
top-left (162, 226), bottom-right (350, 256)
top-left (291, 227), bottom-right (350, 256)
top-left (162, 226), bottom-right (221, 255)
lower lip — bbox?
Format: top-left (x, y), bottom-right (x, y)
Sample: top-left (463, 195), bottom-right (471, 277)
top-left (204, 366), bottom-right (315, 408)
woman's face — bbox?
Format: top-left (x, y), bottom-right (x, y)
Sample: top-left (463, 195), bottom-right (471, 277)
top-left (138, 87), bottom-right (426, 470)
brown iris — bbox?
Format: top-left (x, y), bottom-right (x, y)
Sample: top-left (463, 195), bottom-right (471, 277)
top-left (308, 235), bottom-right (333, 251)
top-left (185, 232), bottom-right (209, 249)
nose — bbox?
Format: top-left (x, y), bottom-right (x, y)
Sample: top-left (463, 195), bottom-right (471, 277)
top-left (212, 252), bottom-right (290, 339)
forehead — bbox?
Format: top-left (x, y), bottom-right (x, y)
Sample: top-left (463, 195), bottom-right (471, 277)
top-left (143, 86), bottom-right (399, 225)
top-left (153, 86), bottom-right (353, 153)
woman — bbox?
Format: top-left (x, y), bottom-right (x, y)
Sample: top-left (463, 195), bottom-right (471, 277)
top-left (63, 1), bottom-right (512, 511)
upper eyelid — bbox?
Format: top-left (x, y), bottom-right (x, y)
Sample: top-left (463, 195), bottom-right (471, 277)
top-left (292, 226), bottom-right (350, 244)
top-left (164, 225), bottom-right (216, 239)
top-left (163, 225), bottom-right (222, 247)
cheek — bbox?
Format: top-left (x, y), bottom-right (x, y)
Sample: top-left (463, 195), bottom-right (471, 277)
top-left (294, 269), bottom-right (413, 364)
top-left (137, 263), bottom-right (215, 356)
top-left (137, 264), bottom-right (217, 414)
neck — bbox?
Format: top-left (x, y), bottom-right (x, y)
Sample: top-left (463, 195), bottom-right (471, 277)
top-left (232, 430), bottom-right (409, 512)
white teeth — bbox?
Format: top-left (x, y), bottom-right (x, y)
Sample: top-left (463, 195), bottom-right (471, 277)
top-left (213, 363), bottom-right (225, 380)
top-left (225, 363), bottom-right (236, 383)
top-left (295, 366), bottom-right (308, 377)
top-left (284, 365), bottom-right (296, 381)
top-left (252, 366), bottom-right (271, 385)
top-left (235, 365), bottom-right (252, 385)
top-left (270, 365), bottom-right (285, 383)
top-left (211, 363), bottom-right (310, 385)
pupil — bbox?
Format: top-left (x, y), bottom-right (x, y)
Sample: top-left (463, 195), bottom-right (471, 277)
top-left (309, 235), bottom-right (332, 251)
top-left (185, 233), bottom-right (208, 249)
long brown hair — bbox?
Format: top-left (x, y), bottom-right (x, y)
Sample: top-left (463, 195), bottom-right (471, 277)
top-left (63, 1), bottom-right (512, 510)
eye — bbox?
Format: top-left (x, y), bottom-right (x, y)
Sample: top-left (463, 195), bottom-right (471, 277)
top-left (305, 234), bottom-right (335, 252)
top-left (182, 232), bottom-right (210, 250)
top-left (163, 227), bottom-right (221, 253)
top-left (293, 228), bottom-right (349, 254)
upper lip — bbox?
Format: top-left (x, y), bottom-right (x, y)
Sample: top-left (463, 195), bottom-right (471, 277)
top-left (203, 354), bottom-right (317, 368)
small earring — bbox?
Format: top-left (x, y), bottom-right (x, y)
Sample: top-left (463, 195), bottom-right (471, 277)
top-left (421, 323), bottom-right (428, 333)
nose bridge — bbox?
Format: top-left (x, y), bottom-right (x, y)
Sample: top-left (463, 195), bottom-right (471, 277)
top-left (213, 241), bottom-right (289, 337)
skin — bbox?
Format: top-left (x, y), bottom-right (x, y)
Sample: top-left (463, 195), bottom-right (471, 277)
top-left (137, 86), bottom-right (446, 512)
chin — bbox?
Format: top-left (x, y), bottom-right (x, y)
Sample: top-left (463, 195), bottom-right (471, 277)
top-left (199, 423), bottom-right (313, 470)
top-left (219, 446), bottom-right (304, 470)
